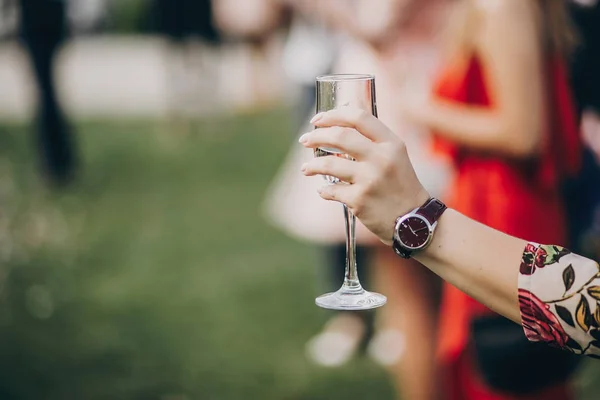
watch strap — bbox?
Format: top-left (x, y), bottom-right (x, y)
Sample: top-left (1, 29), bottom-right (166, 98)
top-left (415, 198), bottom-right (447, 225)
top-left (392, 238), bottom-right (411, 259)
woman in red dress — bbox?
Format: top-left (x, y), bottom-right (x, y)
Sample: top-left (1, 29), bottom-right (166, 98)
top-left (395, 1), bottom-right (581, 399)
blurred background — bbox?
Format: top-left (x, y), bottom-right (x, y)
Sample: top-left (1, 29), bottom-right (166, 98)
top-left (0, 0), bottom-right (598, 399)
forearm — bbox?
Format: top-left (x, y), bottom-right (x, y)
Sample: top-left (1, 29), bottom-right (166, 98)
top-left (413, 99), bottom-right (535, 156)
top-left (414, 209), bottom-right (526, 323)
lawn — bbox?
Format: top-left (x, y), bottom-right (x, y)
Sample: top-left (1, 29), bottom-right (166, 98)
top-left (0, 110), bottom-right (392, 400)
top-left (0, 109), bottom-right (598, 400)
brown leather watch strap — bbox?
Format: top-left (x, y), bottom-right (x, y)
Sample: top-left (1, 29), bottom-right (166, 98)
top-left (415, 198), bottom-right (447, 225)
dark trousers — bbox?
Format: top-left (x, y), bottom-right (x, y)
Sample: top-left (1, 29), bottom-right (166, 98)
top-left (25, 39), bottom-right (76, 184)
top-left (20, 0), bottom-right (76, 185)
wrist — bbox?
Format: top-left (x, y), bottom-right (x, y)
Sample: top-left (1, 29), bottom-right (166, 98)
top-left (412, 189), bottom-right (432, 213)
top-left (399, 188), bottom-right (431, 222)
top-left (415, 208), bottom-right (451, 261)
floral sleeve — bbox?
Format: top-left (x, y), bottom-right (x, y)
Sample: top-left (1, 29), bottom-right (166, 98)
top-left (519, 243), bottom-right (600, 357)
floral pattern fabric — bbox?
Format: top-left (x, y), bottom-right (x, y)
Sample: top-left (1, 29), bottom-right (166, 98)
top-left (519, 243), bottom-right (600, 357)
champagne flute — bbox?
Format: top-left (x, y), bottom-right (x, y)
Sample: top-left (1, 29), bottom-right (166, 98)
top-left (313, 74), bottom-right (387, 310)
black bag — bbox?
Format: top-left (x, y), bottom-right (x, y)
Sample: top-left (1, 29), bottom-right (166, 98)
top-left (470, 315), bottom-right (581, 395)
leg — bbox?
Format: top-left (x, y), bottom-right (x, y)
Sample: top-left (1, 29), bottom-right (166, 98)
top-left (372, 246), bottom-right (442, 400)
top-left (161, 38), bottom-right (197, 139)
top-left (24, 38), bottom-right (76, 185)
top-left (183, 38), bottom-right (212, 118)
top-left (247, 36), bottom-right (276, 109)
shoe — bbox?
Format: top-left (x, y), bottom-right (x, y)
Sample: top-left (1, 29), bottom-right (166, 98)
top-left (305, 330), bottom-right (361, 367)
top-left (366, 329), bottom-right (406, 367)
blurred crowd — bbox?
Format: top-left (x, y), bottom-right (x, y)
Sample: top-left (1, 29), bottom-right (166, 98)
top-left (1, 1), bottom-right (600, 400)
top-left (261, 1), bottom-right (600, 400)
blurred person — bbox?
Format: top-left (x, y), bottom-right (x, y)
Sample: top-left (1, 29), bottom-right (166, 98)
top-left (386, 0), bottom-right (582, 399)
top-left (66, 0), bottom-right (108, 35)
top-left (277, 4), bottom-right (375, 370)
top-left (564, 0), bottom-right (600, 262)
top-left (305, 3), bottom-right (453, 400)
top-left (19, 0), bottom-right (77, 186)
top-left (149, 0), bottom-right (220, 135)
top-left (267, 2), bottom-right (453, 399)
top-left (212, 0), bottom-right (291, 110)
top-left (0, 0), bottom-right (18, 39)
top-left (265, 0), bottom-right (379, 370)
top-left (281, 8), bottom-right (336, 133)
top-left (569, 0), bottom-right (600, 119)
top-left (299, 106), bottom-right (600, 359)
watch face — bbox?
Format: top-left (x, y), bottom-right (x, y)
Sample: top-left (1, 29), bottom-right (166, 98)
top-left (397, 216), bottom-right (431, 249)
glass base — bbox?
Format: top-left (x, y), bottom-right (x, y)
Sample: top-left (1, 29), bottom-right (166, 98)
top-left (315, 288), bottom-right (387, 311)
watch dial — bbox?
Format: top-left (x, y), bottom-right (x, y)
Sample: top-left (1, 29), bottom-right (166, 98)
top-left (398, 217), bottom-right (430, 249)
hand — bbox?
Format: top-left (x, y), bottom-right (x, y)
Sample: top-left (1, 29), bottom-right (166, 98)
top-left (582, 110), bottom-right (600, 163)
top-left (299, 107), bottom-right (430, 245)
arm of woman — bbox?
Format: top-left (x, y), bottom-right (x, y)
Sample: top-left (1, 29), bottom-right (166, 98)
top-left (300, 107), bottom-right (600, 355)
top-left (407, 202), bottom-right (600, 356)
top-left (416, 208), bottom-right (524, 323)
top-left (422, 211), bottom-right (600, 355)
top-left (404, 1), bottom-right (545, 157)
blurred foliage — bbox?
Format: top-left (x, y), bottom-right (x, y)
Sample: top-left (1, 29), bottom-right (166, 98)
top-left (0, 110), bottom-right (394, 400)
top-left (108, 0), bottom-right (150, 34)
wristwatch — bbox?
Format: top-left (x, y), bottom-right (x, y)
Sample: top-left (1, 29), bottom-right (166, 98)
top-left (392, 197), bottom-right (447, 259)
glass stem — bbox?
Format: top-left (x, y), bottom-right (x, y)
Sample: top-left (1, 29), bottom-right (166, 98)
top-left (342, 203), bottom-right (362, 292)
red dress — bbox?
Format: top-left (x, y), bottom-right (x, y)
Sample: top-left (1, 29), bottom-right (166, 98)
top-left (433, 55), bottom-right (581, 400)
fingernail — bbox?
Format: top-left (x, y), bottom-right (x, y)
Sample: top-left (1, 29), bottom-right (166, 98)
top-left (298, 133), bottom-right (308, 143)
top-left (300, 163), bottom-right (307, 172)
top-left (310, 112), bottom-right (325, 124)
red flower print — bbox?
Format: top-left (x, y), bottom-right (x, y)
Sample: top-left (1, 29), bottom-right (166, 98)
top-left (534, 246), bottom-right (549, 269)
top-left (520, 243), bottom-right (538, 275)
top-left (519, 289), bottom-right (570, 348)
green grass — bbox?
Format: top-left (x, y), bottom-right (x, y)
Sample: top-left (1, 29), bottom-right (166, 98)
top-left (0, 110), bottom-right (393, 400)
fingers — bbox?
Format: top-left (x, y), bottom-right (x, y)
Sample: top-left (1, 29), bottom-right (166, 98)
top-left (317, 183), bottom-right (355, 205)
top-left (311, 107), bottom-right (393, 142)
top-left (302, 156), bottom-right (359, 183)
top-left (299, 126), bottom-right (372, 160)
